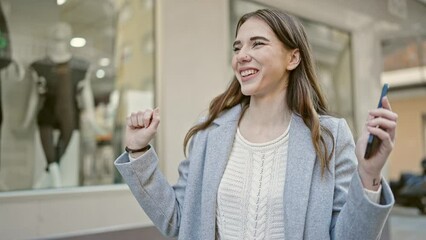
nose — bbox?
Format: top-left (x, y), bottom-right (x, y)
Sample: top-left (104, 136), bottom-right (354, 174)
top-left (236, 51), bottom-right (251, 63)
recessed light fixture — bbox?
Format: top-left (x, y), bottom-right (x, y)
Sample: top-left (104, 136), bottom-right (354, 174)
top-left (57, 0), bottom-right (67, 6)
top-left (96, 69), bottom-right (105, 79)
top-left (99, 58), bottom-right (110, 67)
top-left (70, 37), bottom-right (86, 47)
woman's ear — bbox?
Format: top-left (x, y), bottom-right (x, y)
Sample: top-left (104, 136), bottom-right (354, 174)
top-left (286, 49), bottom-right (301, 71)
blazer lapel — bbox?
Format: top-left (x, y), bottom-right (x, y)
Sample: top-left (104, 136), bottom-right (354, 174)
top-left (284, 114), bottom-right (317, 239)
top-left (200, 106), bottom-right (240, 238)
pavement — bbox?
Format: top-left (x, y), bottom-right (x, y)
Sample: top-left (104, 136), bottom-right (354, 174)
top-left (389, 205), bottom-right (426, 240)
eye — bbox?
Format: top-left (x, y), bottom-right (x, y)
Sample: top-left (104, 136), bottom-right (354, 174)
top-left (233, 47), bottom-right (241, 53)
top-left (253, 41), bottom-right (265, 47)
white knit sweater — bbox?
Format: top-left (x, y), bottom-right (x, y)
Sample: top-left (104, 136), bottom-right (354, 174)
top-left (216, 126), bottom-right (290, 240)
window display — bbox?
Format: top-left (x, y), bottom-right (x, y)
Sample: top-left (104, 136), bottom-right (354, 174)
top-left (0, 0), bottom-right (155, 191)
top-left (27, 22), bottom-right (97, 189)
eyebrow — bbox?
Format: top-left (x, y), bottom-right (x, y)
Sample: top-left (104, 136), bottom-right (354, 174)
top-left (233, 36), bottom-right (270, 48)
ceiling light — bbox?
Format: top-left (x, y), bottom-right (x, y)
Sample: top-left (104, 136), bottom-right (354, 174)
top-left (96, 69), bottom-right (105, 79)
top-left (99, 58), bottom-right (110, 67)
top-left (57, 0), bottom-right (67, 6)
top-left (70, 37), bottom-right (86, 48)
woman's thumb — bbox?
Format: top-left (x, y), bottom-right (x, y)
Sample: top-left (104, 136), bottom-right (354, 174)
top-left (149, 108), bottom-right (160, 130)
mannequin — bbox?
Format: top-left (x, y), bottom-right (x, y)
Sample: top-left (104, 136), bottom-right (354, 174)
top-left (0, 0), bottom-right (37, 191)
top-left (0, 1), bottom-right (11, 190)
top-left (0, 0), bottom-right (11, 160)
top-left (0, 1), bottom-right (11, 70)
top-left (25, 22), bottom-right (98, 188)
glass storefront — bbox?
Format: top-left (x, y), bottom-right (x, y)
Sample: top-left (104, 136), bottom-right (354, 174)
top-left (0, 0), bottom-right (155, 191)
top-left (231, 0), bottom-right (355, 132)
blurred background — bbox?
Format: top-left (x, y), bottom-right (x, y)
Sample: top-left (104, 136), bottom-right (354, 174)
top-left (0, 0), bottom-right (425, 239)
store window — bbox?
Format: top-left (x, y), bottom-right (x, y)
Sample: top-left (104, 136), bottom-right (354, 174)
top-left (0, 0), bottom-right (155, 191)
top-left (230, 0), bottom-right (355, 131)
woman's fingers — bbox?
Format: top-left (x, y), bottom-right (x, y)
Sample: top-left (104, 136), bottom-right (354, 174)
top-left (368, 108), bottom-right (398, 122)
top-left (363, 96), bottom-right (397, 153)
top-left (367, 126), bottom-right (394, 149)
top-left (367, 97), bottom-right (398, 141)
top-left (134, 111), bottom-right (143, 127)
top-left (381, 96), bottom-right (392, 111)
top-left (143, 109), bottom-right (153, 128)
top-left (148, 108), bottom-right (160, 130)
top-left (124, 108), bottom-right (160, 150)
top-left (127, 109), bottom-right (155, 129)
top-left (130, 112), bottom-right (138, 127)
top-left (368, 119), bottom-right (396, 140)
top-left (367, 117), bottom-right (397, 130)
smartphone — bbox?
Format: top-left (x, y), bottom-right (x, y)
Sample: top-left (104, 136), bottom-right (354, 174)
top-left (364, 83), bottom-right (389, 159)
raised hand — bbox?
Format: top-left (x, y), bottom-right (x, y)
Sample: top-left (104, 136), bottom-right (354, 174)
top-left (125, 108), bottom-right (160, 153)
top-left (355, 97), bottom-right (397, 191)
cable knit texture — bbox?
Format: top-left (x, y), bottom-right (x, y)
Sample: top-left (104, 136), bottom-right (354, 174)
top-left (217, 125), bottom-right (289, 240)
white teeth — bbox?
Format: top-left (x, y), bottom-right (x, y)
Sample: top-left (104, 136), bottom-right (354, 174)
top-left (240, 69), bottom-right (258, 77)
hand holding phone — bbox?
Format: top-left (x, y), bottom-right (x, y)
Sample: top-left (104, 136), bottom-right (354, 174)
top-left (364, 83), bottom-right (389, 159)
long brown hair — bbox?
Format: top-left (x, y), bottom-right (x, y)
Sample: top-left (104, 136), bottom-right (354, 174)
top-left (184, 9), bottom-right (335, 175)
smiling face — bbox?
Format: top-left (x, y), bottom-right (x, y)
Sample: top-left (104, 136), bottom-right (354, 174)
top-left (232, 17), bottom-right (293, 98)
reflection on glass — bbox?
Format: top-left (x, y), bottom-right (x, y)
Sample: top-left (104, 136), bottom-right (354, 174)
top-left (0, 0), bottom-right (155, 191)
top-left (383, 38), bottom-right (422, 71)
top-left (381, 36), bottom-right (426, 88)
top-left (231, 0), bottom-right (355, 131)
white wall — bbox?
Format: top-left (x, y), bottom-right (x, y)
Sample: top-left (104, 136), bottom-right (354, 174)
top-left (0, 185), bottom-right (152, 239)
top-left (156, 0), bottom-right (231, 182)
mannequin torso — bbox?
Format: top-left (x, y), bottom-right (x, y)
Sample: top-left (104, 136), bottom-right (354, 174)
top-left (31, 57), bottom-right (89, 130)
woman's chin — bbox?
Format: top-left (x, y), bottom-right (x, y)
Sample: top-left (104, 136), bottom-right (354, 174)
top-left (240, 88), bottom-right (254, 96)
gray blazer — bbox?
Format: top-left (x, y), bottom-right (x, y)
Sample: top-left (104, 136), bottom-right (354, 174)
top-left (115, 104), bottom-right (394, 240)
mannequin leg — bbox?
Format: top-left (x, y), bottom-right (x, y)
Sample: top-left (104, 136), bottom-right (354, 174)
top-left (54, 63), bottom-right (76, 164)
top-left (39, 125), bottom-right (55, 167)
top-left (56, 122), bottom-right (74, 164)
top-left (55, 107), bottom-right (76, 164)
top-left (34, 125), bottom-right (62, 188)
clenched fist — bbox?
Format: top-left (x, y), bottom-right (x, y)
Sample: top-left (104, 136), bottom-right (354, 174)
top-left (125, 108), bottom-right (160, 156)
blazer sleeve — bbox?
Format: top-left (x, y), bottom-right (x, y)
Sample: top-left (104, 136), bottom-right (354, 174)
top-left (114, 140), bottom-right (193, 237)
top-left (330, 119), bottom-right (394, 240)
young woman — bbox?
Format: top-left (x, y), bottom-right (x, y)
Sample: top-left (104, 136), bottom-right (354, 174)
top-left (115, 9), bottom-right (397, 240)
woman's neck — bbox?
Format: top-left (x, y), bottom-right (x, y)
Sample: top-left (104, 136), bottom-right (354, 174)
top-left (239, 90), bottom-right (292, 143)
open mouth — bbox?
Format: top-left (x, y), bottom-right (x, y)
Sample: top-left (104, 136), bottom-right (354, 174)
top-left (240, 69), bottom-right (258, 77)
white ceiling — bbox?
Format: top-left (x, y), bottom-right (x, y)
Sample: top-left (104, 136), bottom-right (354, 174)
top-left (1, 0), bottom-right (121, 98)
top-left (2, 0), bottom-right (117, 64)
top-left (60, 0), bottom-right (117, 63)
